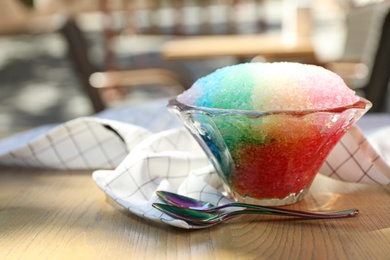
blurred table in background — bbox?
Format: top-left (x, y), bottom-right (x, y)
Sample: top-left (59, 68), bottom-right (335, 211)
top-left (161, 34), bottom-right (317, 64)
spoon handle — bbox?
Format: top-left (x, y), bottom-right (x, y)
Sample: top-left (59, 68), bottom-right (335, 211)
top-left (209, 203), bottom-right (359, 219)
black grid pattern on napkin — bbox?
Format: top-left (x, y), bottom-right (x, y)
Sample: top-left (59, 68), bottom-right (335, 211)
top-left (94, 128), bottom-right (224, 229)
top-left (1, 118), bottom-right (131, 169)
top-left (104, 128), bottom-right (211, 204)
top-left (321, 127), bottom-right (390, 185)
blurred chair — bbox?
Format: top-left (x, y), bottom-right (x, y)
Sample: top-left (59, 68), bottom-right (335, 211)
top-left (326, 3), bottom-right (390, 112)
top-left (59, 17), bottom-right (190, 112)
top-left (363, 4), bottom-right (390, 112)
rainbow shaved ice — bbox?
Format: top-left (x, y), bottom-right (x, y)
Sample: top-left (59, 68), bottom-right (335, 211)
top-left (172, 62), bottom-right (369, 205)
top-left (178, 62), bottom-right (359, 110)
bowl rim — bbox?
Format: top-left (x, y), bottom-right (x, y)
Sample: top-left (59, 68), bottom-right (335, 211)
top-left (168, 96), bottom-right (372, 117)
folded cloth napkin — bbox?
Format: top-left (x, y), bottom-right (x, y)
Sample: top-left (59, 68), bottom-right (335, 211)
top-left (0, 106), bottom-right (389, 228)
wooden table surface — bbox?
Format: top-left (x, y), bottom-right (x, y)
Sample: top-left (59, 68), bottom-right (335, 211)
top-left (161, 34), bottom-right (317, 63)
top-left (1, 166), bottom-right (389, 259)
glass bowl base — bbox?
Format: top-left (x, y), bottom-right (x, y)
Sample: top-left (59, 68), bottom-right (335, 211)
top-left (228, 188), bottom-right (309, 206)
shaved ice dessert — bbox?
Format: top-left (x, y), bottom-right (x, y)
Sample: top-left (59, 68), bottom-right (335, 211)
top-left (178, 62), bottom-right (359, 110)
top-left (168, 62), bottom-right (371, 206)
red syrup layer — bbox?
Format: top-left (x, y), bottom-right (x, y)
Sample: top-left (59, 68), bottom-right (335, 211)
top-left (230, 126), bottom-right (347, 199)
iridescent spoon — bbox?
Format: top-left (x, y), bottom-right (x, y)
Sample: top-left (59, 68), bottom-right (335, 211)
top-left (156, 190), bottom-right (359, 219)
top-left (153, 203), bottom-right (276, 227)
top-left (152, 203), bottom-right (358, 228)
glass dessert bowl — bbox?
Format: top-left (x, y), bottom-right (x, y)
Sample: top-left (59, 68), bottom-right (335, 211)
top-left (168, 97), bottom-right (372, 206)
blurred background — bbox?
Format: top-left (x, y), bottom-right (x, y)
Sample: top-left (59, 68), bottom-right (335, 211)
top-left (1, 0), bottom-right (389, 138)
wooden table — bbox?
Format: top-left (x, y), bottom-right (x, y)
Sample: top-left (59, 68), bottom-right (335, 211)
top-left (1, 166), bottom-right (389, 259)
top-left (161, 34), bottom-right (317, 63)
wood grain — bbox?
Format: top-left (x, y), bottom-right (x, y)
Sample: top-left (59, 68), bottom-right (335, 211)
top-left (0, 167), bottom-right (389, 259)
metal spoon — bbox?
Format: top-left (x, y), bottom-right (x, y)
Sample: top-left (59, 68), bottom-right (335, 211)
top-left (153, 203), bottom-right (276, 228)
top-left (156, 190), bottom-right (360, 219)
top-left (152, 203), bottom-right (269, 228)
top-left (152, 202), bottom-right (358, 228)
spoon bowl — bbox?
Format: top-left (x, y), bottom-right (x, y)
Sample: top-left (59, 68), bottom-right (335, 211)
top-left (153, 203), bottom-right (275, 227)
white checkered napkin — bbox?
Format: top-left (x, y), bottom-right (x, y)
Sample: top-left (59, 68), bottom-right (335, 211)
top-left (321, 125), bottom-right (390, 185)
top-left (0, 117), bottom-right (151, 170)
top-left (92, 128), bottom-right (226, 228)
top-left (92, 128), bottom-right (213, 204)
